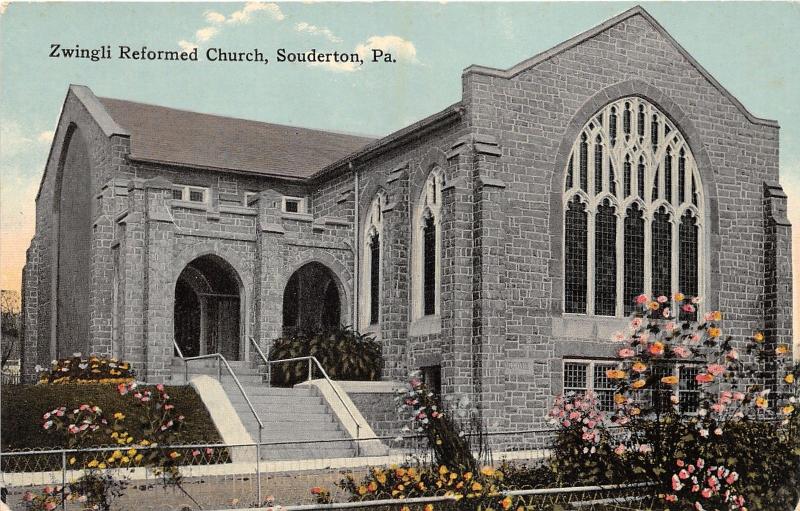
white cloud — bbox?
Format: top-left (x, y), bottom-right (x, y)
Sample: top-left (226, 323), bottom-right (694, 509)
top-left (310, 35), bottom-right (418, 73)
top-left (204, 10), bottom-right (226, 24)
top-left (295, 22), bottom-right (342, 43)
top-left (0, 122), bottom-right (53, 158)
top-left (356, 35), bottom-right (418, 64)
top-left (178, 40), bottom-right (198, 52)
top-left (227, 2), bottom-right (284, 24)
top-left (179, 2), bottom-right (285, 50)
top-left (195, 26), bottom-right (219, 43)
top-left (37, 130), bottom-right (54, 143)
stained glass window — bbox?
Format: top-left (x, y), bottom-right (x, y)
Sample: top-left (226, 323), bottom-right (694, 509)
top-left (423, 214), bottom-right (436, 316)
top-left (679, 212), bottom-right (698, 321)
top-left (594, 200), bottom-right (617, 316)
top-left (563, 97), bottom-right (703, 317)
top-left (624, 205), bottom-right (645, 315)
top-left (652, 207), bottom-right (672, 299)
top-left (369, 232), bottom-right (380, 325)
top-left (565, 197), bottom-right (588, 314)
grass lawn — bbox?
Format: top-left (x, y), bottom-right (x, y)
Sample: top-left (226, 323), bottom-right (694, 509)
top-left (1, 383), bottom-right (223, 451)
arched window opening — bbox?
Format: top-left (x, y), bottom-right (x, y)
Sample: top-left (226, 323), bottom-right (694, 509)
top-left (563, 97), bottom-right (705, 316)
top-left (412, 168), bottom-right (444, 321)
top-left (360, 193), bottom-right (385, 329)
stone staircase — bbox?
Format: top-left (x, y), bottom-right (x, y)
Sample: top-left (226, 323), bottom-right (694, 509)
top-left (170, 359), bottom-right (359, 461)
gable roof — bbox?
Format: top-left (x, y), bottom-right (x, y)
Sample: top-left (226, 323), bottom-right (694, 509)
top-left (464, 5), bottom-right (778, 128)
top-left (97, 96), bottom-right (375, 180)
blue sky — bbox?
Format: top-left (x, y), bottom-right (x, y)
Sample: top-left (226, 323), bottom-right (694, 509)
top-left (2, 2), bottom-right (799, 332)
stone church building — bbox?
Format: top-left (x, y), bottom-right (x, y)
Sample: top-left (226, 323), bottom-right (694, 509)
top-left (21, 7), bottom-right (792, 428)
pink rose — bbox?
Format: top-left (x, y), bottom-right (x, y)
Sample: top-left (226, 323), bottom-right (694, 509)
top-left (635, 294), bottom-right (649, 305)
top-left (707, 364), bottom-right (725, 376)
top-left (618, 348), bottom-right (635, 358)
top-left (701, 488), bottom-right (712, 499)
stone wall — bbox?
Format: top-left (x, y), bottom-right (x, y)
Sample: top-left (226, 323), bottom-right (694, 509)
top-left (462, 10), bottom-right (786, 427)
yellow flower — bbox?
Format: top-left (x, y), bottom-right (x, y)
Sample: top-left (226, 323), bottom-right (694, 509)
top-left (367, 481), bottom-right (377, 493)
top-left (376, 472), bottom-right (387, 484)
top-left (463, 471), bottom-right (473, 481)
top-left (87, 459), bottom-right (98, 468)
top-left (424, 505), bottom-right (434, 511)
top-left (674, 293), bottom-right (685, 302)
top-left (407, 467), bottom-right (417, 477)
top-left (480, 466), bottom-right (495, 477)
top-left (98, 463), bottom-right (107, 469)
top-left (169, 451), bottom-right (181, 459)
top-left (439, 465), bottom-right (449, 475)
top-left (606, 369), bottom-right (627, 380)
top-left (69, 457), bottom-right (76, 465)
top-left (127, 448), bottom-right (137, 457)
top-left (711, 311), bottom-right (722, 321)
top-left (708, 327), bottom-right (721, 338)
top-left (140, 439), bottom-right (150, 446)
top-left (648, 301), bottom-right (660, 311)
top-left (471, 482), bottom-right (483, 492)
top-left (783, 405), bottom-right (795, 415)
top-left (126, 437), bottom-right (134, 444)
top-left (357, 486), bottom-right (367, 496)
top-left (753, 332), bottom-right (765, 343)
top-left (134, 454), bottom-right (143, 462)
top-left (121, 456), bottom-right (130, 464)
top-left (776, 344), bottom-right (789, 356)
top-left (395, 467), bottom-right (406, 477)
top-left (113, 412), bottom-right (125, 421)
top-left (785, 374), bottom-right (795, 384)
top-left (632, 361), bottom-right (647, 373)
top-left (501, 496), bottom-right (513, 510)
top-left (660, 375), bottom-right (679, 385)
top-left (112, 450), bottom-right (122, 460)
top-left (614, 394), bottom-right (627, 405)
top-left (755, 396), bottom-right (768, 409)
top-left (631, 379), bottom-right (646, 389)
top-left (630, 407), bottom-right (641, 416)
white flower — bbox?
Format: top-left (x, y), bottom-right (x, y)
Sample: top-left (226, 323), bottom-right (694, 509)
top-left (72, 352), bottom-right (82, 358)
top-left (34, 365), bottom-right (43, 372)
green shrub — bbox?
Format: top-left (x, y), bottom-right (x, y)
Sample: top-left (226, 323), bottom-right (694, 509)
top-left (268, 327), bottom-right (382, 386)
top-left (1, 384), bottom-right (222, 451)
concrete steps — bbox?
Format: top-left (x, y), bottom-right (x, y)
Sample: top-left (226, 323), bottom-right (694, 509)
top-left (171, 358), bottom-right (359, 461)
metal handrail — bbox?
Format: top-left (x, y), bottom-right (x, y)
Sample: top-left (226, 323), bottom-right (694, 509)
top-left (248, 337), bottom-right (363, 454)
top-left (173, 340), bottom-right (263, 503)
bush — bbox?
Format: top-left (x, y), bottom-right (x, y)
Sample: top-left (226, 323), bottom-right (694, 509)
top-left (268, 327), bottom-right (382, 386)
top-left (1, 384), bottom-right (222, 451)
top-left (36, 354), bottom-right (135, 384)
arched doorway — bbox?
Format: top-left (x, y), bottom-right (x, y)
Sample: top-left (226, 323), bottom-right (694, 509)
top-left (174, 255), bottom-right (242, 360)
top-left (282, 262), bottom-right (342, 336)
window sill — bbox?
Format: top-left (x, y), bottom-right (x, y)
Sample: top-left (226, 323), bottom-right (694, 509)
top-left (171, 200), bottom-right (208, 211)
top-left (553, 315), bottom-right (630, 341)
top-left (409, 315), bottom-right (441, 336)
top-left (281, 212), bottom-right (313, 222)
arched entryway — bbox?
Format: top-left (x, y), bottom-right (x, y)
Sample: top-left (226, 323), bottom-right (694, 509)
top-left (174, 255), bottom-right (243, 360)
top-left (282, 262), bottom-right (343, 335)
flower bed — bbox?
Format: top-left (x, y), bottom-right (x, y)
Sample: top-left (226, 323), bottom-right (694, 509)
top-left (36, 354), bottom-right (134, 384)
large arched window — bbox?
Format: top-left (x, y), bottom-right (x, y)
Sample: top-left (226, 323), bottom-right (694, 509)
top-left (563, 97), bottom-right (704, 316)
top-left (360, 193), bottom-right (385, 330)
top-left (411, 168), bottom-right (444, 320)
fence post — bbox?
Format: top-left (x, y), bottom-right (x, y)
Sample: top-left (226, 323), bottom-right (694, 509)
top-left (307, 359), bottom-right (312, 382)
top-left (184, 361), bottom-right (188, 385)
top-left (217, 356), bottom-right (222, 381)
top-left (61, 449), bottom-right (67, 510)
top-left (256, 428), bottom-right (263, 505)
top-left (355, 424), bottom-right (360, 457)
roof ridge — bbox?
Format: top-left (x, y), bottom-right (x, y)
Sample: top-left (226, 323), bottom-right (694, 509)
top-left (463, 5), bottom-right (778, 128)
top-left (98, 95), bottom-right (377, 140)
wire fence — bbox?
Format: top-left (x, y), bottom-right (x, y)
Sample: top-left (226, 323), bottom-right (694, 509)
top-left (0, 430), bottom-right (657, 510)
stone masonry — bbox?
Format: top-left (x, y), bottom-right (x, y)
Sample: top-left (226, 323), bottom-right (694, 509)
top-left (21, 7), bottom-right (792, 431)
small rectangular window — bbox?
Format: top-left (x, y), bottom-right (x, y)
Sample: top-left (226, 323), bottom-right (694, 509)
top-left (189, 189), bottom-right (205, 203)
top-left (420, 365), bottom-right (442, 397)
top-left (172, 188), bottom-right (184, 201)
top-left (282, 196), bottom-right (306, 214)
top-left (679, 365), bottom-right (700, 414)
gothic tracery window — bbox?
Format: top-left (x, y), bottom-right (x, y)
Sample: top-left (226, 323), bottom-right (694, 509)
top-left (412, 168), bottom-right (444, 320)
top-left (361, 193), bottom-right (385, 329)
top-left (563, 97), bottom-right (704, 316)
